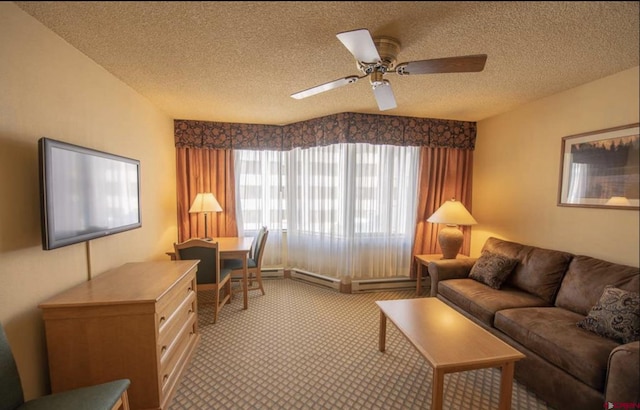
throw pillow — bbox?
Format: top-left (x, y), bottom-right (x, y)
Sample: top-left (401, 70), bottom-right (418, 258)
top-left (468, 250), bottom-right (518, 289)
top-left (577, 286), bottom-right (640, 344)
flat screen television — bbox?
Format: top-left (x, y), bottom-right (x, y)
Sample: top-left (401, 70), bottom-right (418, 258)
top-left (38, 137), bottom-right (141, 250)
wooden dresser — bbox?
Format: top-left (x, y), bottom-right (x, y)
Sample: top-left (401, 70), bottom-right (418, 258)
top-left (39, 260), bottom-right (200, 410)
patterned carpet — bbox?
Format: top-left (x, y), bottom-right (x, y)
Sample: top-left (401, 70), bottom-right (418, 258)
top-left (170, 278), bottom-right (553, 410)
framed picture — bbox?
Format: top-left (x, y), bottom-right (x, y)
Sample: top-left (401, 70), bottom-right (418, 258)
top-left (558, 123), bottom-right (639, 210)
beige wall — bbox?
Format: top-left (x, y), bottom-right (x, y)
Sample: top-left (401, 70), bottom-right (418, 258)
top-left (472, 67), bottom-right (640, 267)
top-left (0, 3), bottom-right (177, 400)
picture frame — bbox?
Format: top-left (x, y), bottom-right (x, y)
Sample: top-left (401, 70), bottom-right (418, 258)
top-left (558, 123), bottom-right (639, 210)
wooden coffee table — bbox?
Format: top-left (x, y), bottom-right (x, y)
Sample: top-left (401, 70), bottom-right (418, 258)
top-left (376, 298), bottom-right (525, 410)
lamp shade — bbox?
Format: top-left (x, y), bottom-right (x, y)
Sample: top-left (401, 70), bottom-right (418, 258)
top-left (427, 199), bottom-right (477, 226)
top-left (189, 193), bottom-right (222, 213)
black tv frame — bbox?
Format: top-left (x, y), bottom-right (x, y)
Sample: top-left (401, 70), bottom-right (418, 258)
top-left (38, 137), bottom-right (142, 250)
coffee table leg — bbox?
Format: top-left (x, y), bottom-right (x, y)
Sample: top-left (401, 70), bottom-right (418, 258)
top-left (379, 310), bottom-right (387, 352)
top-left (431, 369), bottom-right (444, 410)
top-left (416, 261), bottom-right (423, 296)
top-left (498, 361), bottom-right (515, 410)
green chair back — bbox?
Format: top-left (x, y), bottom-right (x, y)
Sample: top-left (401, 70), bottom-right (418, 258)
top-left (0, 323), bottom-right (25, 410)
top-left (174, 239), bottom-right (221, 285)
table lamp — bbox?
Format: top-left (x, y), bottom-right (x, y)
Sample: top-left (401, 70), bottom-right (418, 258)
top-left (189, 193), bottom-right (222, 240)
top-left (427, 198), bottom-right (477, 259)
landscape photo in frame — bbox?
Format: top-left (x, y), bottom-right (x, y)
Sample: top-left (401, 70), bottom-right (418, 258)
top-left (558, 123), bottom-right (639, 210)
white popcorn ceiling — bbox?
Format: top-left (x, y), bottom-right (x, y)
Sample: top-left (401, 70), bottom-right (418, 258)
top-left (14, 1), bottom-right (639, 125)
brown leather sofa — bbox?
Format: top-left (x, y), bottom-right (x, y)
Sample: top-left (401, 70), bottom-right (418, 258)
top-left (427, 237), bottom-right (639, 410)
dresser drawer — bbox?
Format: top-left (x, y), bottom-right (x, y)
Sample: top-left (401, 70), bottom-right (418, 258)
top-left (158, 292), bottom-right (196, 360)
top-left (160, 315), bottom-right (198, 399)
top-left (157, 269), bottom-right (196, 332)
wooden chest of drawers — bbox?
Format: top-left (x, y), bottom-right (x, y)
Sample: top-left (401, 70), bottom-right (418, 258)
top-left (39, 261), bottom-right (200, 410)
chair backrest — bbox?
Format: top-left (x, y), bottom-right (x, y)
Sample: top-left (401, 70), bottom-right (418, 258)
top-left (0, 323), bottom-right (25, 410)
top-left (174, 239), bottom-right (221, 285)
top-left (253, 227), bottom-right (269, 267)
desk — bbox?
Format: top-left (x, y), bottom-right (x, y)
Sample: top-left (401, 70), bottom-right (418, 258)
top-left (168, 237), bottom-right (254, 310)
top-left (415, 254), bottom-right (469, 296)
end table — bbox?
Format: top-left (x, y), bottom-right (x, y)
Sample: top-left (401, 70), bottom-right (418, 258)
top-left (415, 254), bottom-right (469, 296)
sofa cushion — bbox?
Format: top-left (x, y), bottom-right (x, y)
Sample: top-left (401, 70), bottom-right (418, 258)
top-left (482, 237), bottom-right (573, 303)
top-left (438, 278), bottom-right (551, 326)
top-left (555, 255), bottom-right (640, 316)
top-left (469, 250), bottom-right (518, 289)
top-left (577, 286), bottom-right (640, 344)
top-left (495, 307), bottom-right (620, 391)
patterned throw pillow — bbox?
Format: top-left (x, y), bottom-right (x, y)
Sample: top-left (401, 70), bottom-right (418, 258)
top-left (469, 250), bottom-right (518, 289)
top-left (577, 286), bottom-right (640, 344)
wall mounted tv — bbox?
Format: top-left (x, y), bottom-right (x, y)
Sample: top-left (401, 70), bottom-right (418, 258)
top-left (38, 137), bottom-right (141, 250)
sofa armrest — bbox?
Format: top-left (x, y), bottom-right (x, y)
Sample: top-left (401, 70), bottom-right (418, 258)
top-left (605, 341), bottom-right (640, 403)
top-left (427, 258), bottom-right (477, 297)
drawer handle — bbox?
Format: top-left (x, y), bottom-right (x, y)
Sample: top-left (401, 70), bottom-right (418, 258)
top-left (163, 375), bottom-right (169, 384)
top-left (159, 316), bottom-right (166, 324)
top-left (187, 286), bottom-right (193, 293)
top-left (161, 345), bottom-right (167, 355)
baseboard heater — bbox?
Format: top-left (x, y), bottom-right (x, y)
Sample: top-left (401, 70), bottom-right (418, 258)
top-left (260, 268), bottom-right (285, 279)
top-left (290, 269), bottom-right (341, 291)
top-left (351, 277), bottom-right (419, 293)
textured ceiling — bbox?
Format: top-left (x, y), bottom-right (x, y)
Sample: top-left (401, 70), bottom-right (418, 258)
top-left (14, 1), bottom-right (640, 125)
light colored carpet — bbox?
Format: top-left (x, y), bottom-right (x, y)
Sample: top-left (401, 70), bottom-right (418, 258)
top-left (170, 278), bottom-right (553, 410)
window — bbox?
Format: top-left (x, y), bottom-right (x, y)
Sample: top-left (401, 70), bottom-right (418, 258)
top-left (235, 143), bottom-right (420, 279)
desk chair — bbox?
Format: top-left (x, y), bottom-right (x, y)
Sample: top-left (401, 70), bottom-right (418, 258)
top-left (174, 239), bottom-right (232, 324)
top-left (225, 226), bottom-right (269, 296)
top-left (0, 323), bottom-right (130, 410)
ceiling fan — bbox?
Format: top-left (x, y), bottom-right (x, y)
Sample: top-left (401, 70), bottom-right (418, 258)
top-left (290, 28), bottom-right (488, 111)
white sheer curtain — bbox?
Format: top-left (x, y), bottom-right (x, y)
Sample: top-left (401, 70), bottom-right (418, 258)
top-left (233, 150), bottom-right (284, 267)
top-left (235, 144), bottom-right (420, 280)
top-left (286, 143), bottom-right (420, 281)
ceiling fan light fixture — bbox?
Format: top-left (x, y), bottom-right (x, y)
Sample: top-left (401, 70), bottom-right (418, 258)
top-left (370, 71), bottom-right (384, 86)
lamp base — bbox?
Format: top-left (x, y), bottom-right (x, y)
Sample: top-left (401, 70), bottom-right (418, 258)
top-left (438, 225), bottom-right (463, 259)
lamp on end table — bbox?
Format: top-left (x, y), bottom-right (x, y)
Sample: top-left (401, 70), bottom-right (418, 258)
top-left (427, 198), bottom-right (477, 259)
top-left (189, 193), bottom-right (222, 240)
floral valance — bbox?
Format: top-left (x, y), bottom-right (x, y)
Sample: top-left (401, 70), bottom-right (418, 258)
top-left (175, 112), bottom-right (476, 150)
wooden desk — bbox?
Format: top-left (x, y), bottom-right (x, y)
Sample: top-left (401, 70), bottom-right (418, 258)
top-left (377, 298), bottom-right (525, 410)
top-left (168, 237), bottom-right (253, 310)
top-left (415, 254), bottom-right (469, 296)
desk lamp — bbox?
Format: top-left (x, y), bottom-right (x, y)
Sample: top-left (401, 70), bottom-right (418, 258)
top-left (189, 193), bottom-right (222, 240)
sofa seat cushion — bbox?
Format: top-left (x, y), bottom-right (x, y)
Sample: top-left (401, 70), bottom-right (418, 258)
top-left (495, 307), bottom-right (620, 391)
top-left (438, 278), bottom-right (551, 326)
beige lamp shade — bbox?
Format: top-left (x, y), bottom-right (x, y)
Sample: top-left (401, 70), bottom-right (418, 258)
top-left (189, 193), bottom-right (222, 240)
top-left (189, 193), bottom-right (223, 213)
top-left (427, 199), bottom-right (477, 259)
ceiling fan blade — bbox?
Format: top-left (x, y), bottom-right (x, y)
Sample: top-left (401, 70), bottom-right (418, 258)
top-left (372, 81), bottom-right (397, 111)
top-left (336, 28), bottom-right (381, 63)
top-left (396, 54), bottom-right (488, 75)
top-left (291, 76), bottom-right (360, 99)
